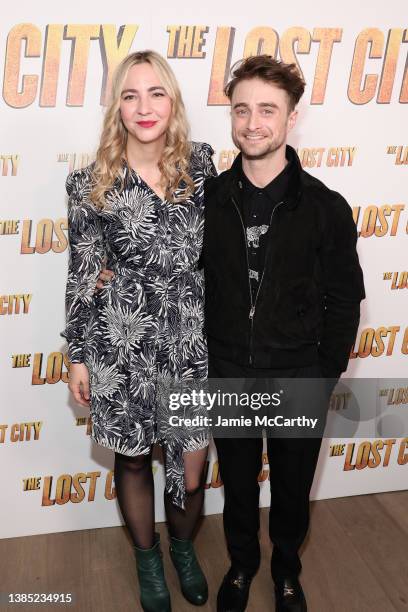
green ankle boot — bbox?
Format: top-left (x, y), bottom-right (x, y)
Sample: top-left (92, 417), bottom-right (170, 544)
top-left (134, 534), bottom-right (171, 612)
top-left (169, 536), bottom-right (208, 606)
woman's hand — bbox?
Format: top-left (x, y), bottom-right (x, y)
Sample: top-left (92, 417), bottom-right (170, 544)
top-left (95, 268), bottom-right (114, 290)
top-left (68, 363), bottom-right (91, 407)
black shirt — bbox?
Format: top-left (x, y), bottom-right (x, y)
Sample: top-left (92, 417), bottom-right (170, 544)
top-left (238, 153), bottom-right (294, 298)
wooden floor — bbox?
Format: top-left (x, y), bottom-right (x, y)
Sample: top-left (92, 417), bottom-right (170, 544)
top-left (1, 490), bottom-right (407, 611)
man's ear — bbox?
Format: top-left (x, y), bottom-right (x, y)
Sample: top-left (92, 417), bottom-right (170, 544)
top-left (287, 109), bottom-right (298, 133)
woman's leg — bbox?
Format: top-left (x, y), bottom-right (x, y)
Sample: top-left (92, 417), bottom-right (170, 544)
top-left (114, 449), bottom-right (155, 549)
top-left (164, 446), bottom-right (208, 538)
top-left (115, 450), bottom-right (171, 610)
top-left (165, 446), bottom-right (209, 605)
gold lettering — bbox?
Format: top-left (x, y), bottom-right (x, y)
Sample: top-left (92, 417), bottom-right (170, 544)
top-left (191, 26), bottom-right (208, 58)
top-left (399, 29), bottom-right (408, 102)
top-left (377, 29), bottom-right (405, 103)
top-left (343, 443), bottom-right (356, 470)
top-left (32, 353), bottom-right (46, 385)
top-left (390, 204), bottom-right (404, 235)
top-left (0, 425), bottom-right (8, 443)
top-left (311, 28), bottom-right (342, 104)
top-left (279, 27), bottom-right (311, 78)
top-left (64, 24), bottom-right (100, 106)
top-left (105, 470), bottom-right (116, 500)
top-left (383, 439), bottom-right (396, 466)
top-left (70, 473), bottom-right (87, 503)
top-left (20, 220), bottom-right (35, 254)
top-left (397, 438), bottom-right (408, 465)
top-left (207, 27), bottom-right (235, 105)
top-left (348, 28), bottom-right (384, 104)
top-left (39, 24), bottom-right (64, 106)
top-left (166, 26), bottom-right (180, 58)
top-left (52, 218), bottom-right (68, 253)
top-left (3, 23), bottom-right (41, 108)
top-left (100, 25), bottom-right (138, 105)
top-left (87, 472), bottom-right (101, 501)
top-left (244, 27), bottom-right (278, 58)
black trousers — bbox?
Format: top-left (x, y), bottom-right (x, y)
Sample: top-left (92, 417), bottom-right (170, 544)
top-left (209, 354), bottom-right (328, 582)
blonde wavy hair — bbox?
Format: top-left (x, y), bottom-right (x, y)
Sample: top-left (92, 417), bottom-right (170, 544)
top-left (90, 50), bottom-right (195, 208)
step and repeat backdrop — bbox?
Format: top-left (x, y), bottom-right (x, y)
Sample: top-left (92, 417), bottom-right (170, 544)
top-left (1, 1), bottom-right (407, 538)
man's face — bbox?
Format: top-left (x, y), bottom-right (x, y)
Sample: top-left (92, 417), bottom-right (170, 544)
top-left (230, 78), bottom-right (297, 160)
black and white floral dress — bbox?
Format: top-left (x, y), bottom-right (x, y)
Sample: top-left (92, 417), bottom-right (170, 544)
top-left (62, 142), bottom-right (217, 508)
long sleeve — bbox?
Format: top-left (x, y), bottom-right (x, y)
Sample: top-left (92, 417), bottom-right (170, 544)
top-left (196, 142), bottom-right (217, 272)
top-left (201, 142), bottom-right (218, 180)
top-left (318, 192), bottom-right (365, 377)
top-left (61, 169), bottom-right (105, 363)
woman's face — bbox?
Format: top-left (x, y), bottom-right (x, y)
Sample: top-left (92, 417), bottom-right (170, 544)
top-left (119, 62), bottom-right (173, 147)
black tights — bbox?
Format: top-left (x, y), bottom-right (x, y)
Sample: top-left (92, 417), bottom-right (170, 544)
top-left (114, 446), bottom-right (208, 549)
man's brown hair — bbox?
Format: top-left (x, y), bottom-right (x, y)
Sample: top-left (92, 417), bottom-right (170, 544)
top-left (224, 55), bottom-right (305, 111)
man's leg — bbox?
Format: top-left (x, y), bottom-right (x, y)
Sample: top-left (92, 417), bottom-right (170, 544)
top-left (267, 436), bottom-right (323, 581)
top-left (266, 362), bottom-right (329, 611)
top-left (215, 436), bottom-right (263, 575)
top-left (209, 354), bottom-right (263, 611)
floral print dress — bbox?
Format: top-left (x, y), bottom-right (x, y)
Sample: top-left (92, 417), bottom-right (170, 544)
top-left (62, 142), bottom-right (217, 508)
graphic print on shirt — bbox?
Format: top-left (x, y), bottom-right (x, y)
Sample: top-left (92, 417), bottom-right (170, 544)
top-left (246, 224), bottom-right (269, 248)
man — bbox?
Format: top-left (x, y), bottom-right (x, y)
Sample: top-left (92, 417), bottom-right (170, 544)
top-left (202, 55), bottom-right (365, 612)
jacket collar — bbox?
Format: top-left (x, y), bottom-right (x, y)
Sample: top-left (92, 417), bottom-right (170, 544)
top-left (217, 144), bottom-right (302, 210)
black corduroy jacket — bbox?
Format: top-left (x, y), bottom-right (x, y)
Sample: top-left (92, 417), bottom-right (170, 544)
top-left (202, 145), bottom-right (365, 377)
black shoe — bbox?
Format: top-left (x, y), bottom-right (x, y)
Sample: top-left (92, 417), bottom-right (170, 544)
top-left (217, 567), bottom-right (254, 612)
top-left (274, 577), bottom-right (307, 611)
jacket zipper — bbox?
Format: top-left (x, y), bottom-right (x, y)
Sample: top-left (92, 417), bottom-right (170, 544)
top-left (231, 195), bottom-right (253, 324)
top-left (231, 196), bottom-right (285, 365)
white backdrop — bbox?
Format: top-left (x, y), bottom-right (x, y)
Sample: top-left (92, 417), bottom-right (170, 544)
top-left (1, 0), bottom-right (407, 539)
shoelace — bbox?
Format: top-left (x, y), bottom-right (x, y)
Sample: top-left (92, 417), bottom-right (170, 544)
top-left (231, 577), bottom-right (248, 588)
top-left (283, 586), bottom-right (295, 596)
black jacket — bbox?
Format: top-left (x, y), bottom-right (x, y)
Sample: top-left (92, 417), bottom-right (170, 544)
top-left (202, 145), bottom-right (365, 377)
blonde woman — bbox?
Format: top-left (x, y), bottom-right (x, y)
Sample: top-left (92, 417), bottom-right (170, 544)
top-left (62, 51), bottom-right (216, 612)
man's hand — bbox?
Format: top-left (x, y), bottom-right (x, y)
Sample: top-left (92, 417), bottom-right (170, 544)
top-left (68, 363), bottom-right (91, 407)
top-left (96, 268), bottom-right (114, 290)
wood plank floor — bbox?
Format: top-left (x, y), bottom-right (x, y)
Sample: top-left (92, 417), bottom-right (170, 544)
top-left (1, 490), bottom-right (407, 611)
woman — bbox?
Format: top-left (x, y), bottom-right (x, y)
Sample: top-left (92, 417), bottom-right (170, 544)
top-left (62, 50), bottom-right (216, 612)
